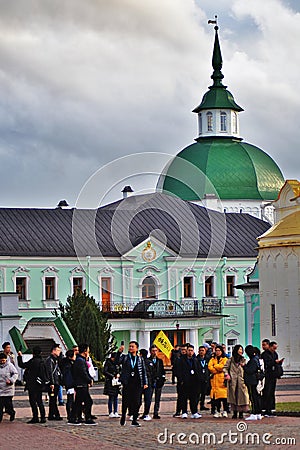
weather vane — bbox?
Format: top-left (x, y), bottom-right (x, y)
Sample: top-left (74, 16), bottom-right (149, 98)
top-left (208, 15), bottom-right (218, 29)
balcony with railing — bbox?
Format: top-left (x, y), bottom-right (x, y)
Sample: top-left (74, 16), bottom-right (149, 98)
top-left (104, 298), bottom-right (222, 319)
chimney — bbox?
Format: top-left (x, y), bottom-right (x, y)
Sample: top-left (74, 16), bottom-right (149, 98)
top-left (56, 200), bottom-right (69, 208)
top-left (121, 186), bottom-right (134, 199)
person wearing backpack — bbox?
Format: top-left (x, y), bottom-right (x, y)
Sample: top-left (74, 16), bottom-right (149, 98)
top-left (244, 345), bottom-right (263, 420)
top-left (17, 346), bottom-right (47, 424)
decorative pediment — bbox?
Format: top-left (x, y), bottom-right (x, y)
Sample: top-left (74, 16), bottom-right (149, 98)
top-left (13, 266), bottom-right (30, 273)
top-left (122, 236), bottom-right (178, 262)
top-left (70, 266), bottom-right (85, 274)
top-left (224, 328), bottom-right (240, 337)
top-left (136, 265), bottom-right (161, 273)
top-left (201, 267), bottom-right (216, 275)
top-left (42, 266), bottom-right (59, 274)
top-left (224, 267), bottom-right (238, 273)
top-left (181, 267), bottom-right (196, 275)
top-left (98, 267), bottom-right (115, 275)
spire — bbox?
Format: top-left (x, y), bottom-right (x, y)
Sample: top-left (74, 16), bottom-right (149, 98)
top-left (211, 24), bottom-right (224, 88)
top-left (193, 17), bottom-right (243, 115)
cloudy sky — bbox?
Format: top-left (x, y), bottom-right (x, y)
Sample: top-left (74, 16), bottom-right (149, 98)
top-left (0, 0), bottom-right (299, 208)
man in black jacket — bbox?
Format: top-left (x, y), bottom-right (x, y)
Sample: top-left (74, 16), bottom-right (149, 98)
top-left (17, 346), bottom-right (47, 424)
top-left (196, 345), bottom-right (210, 411)
top-left (143, 345), bottom-right (165, 420)
top-left (72, 343), bottom-right (96, 425)
top-left (45, 343), bottom-right (63, 421)
top-left (176, 344), bottom-right (202, 419)
top-left (115, 340), bottom-right (148, 427)
top-left (261, 339), bottom-right (284, 417)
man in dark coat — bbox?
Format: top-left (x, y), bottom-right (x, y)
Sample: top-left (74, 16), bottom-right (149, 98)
top-left (143, 345), bottom-right (165, 420)
top-left (261, 339), bottom-right (284, 417)
top-left (45, 343), bottom-right (63, 421)
top-left (173, 344), bottom-right (187, 417)
top-left (196, 345), bottom-right (210, 411)
top-left (115, 340), bottom-right (148, 427)
top-left (17, 346), bottom-right (47, 424)
top-left (72, 343), bottom-right (96, 425)
top-left (176, 344), bottom-right (202, 419)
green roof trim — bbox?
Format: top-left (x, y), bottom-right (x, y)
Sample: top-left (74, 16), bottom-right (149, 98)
top-left (26, 317), bottom-right (77, 350)
top-left (9, 326), bottom-right (30, 354)
top-left (157, 138), bottom-right (284, 201)
top-left (53, 316), bottom-right (77, 349)
top-left (193, 86), bottom-right (243, 112)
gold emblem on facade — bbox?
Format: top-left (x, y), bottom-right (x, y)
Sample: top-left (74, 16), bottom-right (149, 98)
top-left (142, 241), bottom-right (156, 262)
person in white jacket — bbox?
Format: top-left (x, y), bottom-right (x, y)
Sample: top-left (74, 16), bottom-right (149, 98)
top-left (0, 352), bottom-right (18, 422)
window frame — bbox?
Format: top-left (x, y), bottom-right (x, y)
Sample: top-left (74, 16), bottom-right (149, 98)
top-left (142, 276), bottom-right (157, 299)
top-left (16, 276), bottom-right (27, 300)
top-left (206, 112), bottom-right (213, 132)
top-left (220, 111), bottom-right (227, 132)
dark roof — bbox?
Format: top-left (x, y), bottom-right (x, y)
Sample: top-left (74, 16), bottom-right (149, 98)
top-left (0, 193), bottom-right (270, 258)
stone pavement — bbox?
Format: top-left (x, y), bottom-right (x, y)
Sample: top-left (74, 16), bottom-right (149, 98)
top-left (1, 379), bottom-right (299, 450)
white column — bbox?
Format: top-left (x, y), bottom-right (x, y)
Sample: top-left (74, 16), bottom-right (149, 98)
top-left (138, 331), bottom-right (145, 348)
top-left (212, 327), bottom-right (220, 343)
top-left (189, 328), bottom-right (198, 349)
top-left (144, 331), bottom-right (151, 351)
top-left (130, 329), bottom-right (137, 342)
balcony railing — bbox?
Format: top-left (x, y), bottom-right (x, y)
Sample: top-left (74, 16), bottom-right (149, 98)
top-left (104, 298), bottom-right (222, 319)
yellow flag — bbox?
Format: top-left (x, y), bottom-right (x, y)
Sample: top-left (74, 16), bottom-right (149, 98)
top-left (153, 330), bottom-right (174, 358)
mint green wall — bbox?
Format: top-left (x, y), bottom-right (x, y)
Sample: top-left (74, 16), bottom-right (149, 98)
top-left (112, 330), bottom-right (130, 347)
top-left (0, 253), bottom-right (256, 347)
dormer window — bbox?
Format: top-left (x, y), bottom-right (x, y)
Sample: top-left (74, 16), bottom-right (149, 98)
top-left (207, 112), bottom-right (213, 132)
top-left (220, 111), bottom-right (227, 132)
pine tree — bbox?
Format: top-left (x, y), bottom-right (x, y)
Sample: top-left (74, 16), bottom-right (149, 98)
top-left (77, 303), bottom-right (99, 359)
top-left (58, 290), bottom-right (116, 362)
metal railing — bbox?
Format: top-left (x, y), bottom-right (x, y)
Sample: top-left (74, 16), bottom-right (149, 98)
top-left (104, 298), bottom-right (222, 318)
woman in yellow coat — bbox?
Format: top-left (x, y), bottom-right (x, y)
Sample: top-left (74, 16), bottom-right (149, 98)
top-left (208, 345), bottom-right (228, 418)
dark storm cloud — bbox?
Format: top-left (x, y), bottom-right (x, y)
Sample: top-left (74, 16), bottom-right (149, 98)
top-left (0, 0), bottom-right (298, 207)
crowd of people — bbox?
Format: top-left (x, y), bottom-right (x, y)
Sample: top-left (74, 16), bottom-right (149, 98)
top-left (17, 342), bottom-right (97, 425)
top-left (0, 338), bottom-right (284, 426)
top-left (170, 338), bottom-right (284, 421)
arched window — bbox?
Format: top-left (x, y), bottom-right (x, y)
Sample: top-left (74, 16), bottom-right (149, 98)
top-left (220, 112), bottom-right (227, 131)
top-left (142, 276), bottom-right (157, 299)
top-left (206, 112), bottom-right (213, 132)
top-left (198, 113), bottom-right (202, 134)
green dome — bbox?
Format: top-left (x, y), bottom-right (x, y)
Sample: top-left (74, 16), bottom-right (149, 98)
top-left (157, 138), bottom-right (284, 201)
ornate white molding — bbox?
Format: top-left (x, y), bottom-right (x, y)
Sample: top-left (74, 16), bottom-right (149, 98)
top-left (223, 266), bottom-right (238, 273)
top-left (70, 266), bottom-right (85, 274)
top-left (42, 266), bottom-right (59, 274)
top-left (201, 266), bottom-right (216, 274)
top-left (181, 267), bottom-right (196, 274)
top-left (136, 265), bottom-right (161, 273)
top-left (13, 266), bottom-right (30, 273)
top-left (244, 266), bottom-right (254, 276)
top-left (225, 315), bottom-right (238, 327)
top-left (42, 300), bottom-right (59, 309)
top-left (98, 267), bottom-right (115, 274)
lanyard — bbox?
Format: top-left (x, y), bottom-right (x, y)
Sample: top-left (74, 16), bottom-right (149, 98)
top-left (130, 355), bottom-right (137, 369)
top-left (200, 359), bottom-right (206, 368)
